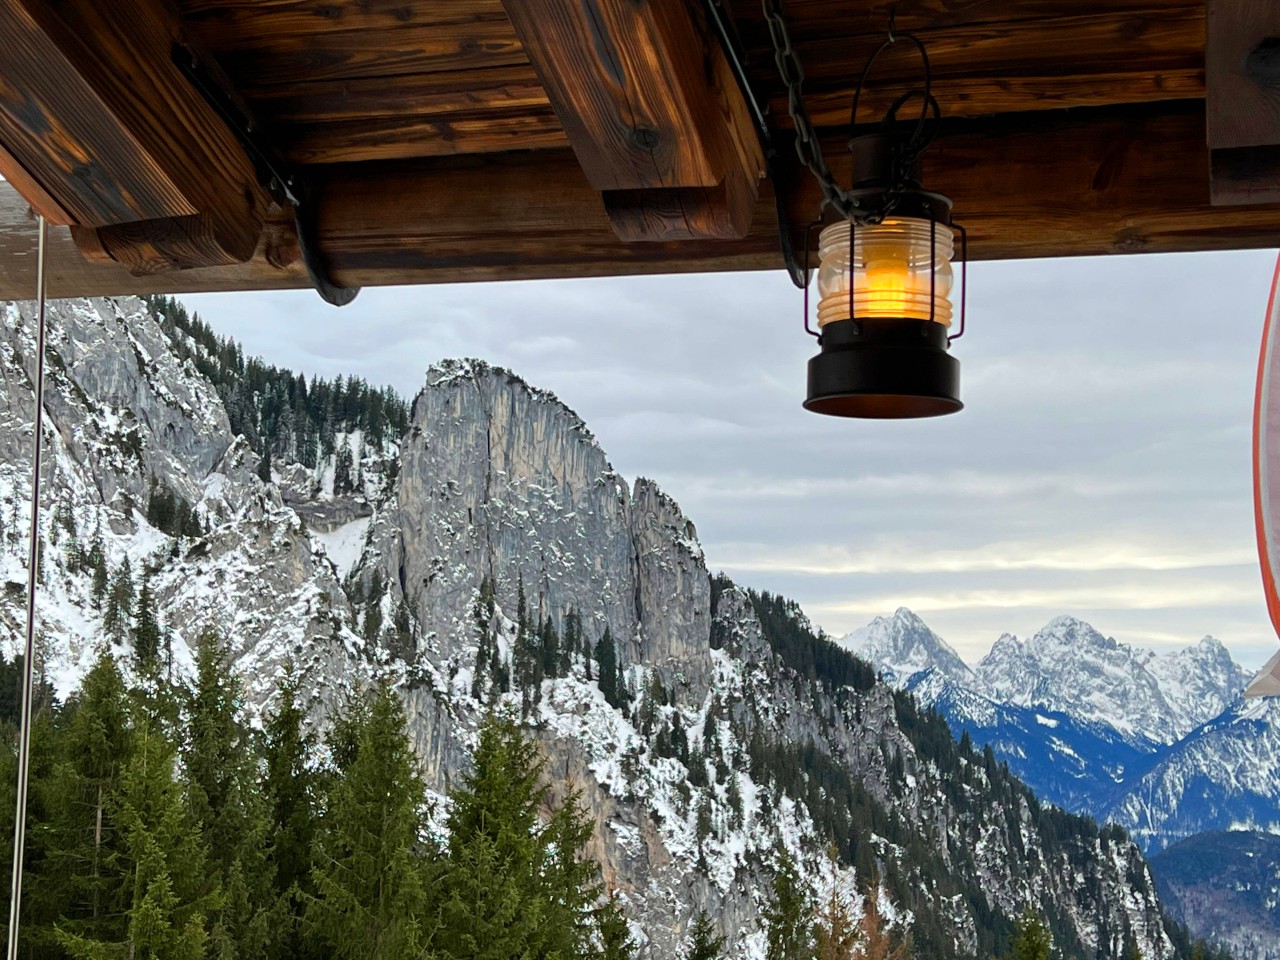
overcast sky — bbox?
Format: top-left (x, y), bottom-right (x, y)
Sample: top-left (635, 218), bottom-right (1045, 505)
top-left (184, 249), bottom-right (1280, 672)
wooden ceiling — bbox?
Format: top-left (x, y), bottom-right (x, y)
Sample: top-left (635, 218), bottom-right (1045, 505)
top-left (0, 0), bottom-right (1275, 300)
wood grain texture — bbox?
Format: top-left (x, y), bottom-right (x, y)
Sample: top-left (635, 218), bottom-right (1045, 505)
top-left (243, 68), bottom-right (566, 163)
top-left (500, 0), bottom-right (763, 240)
top-left (190, 20), bottom-right (527, 85)
top-left (0, 0), bottom-right (268, 269)
top-left (764, 9), bottom-right (1205, 125)
top-left (278, 111), bottom-right (568, 163)
top-left (0, 139), bottom-right (75, 226)
top-left (731, 0), bottom-right (1203, 44)
top-left (179, 0), bottom-right (510, 45)
top-left (1207, 0), bottom-right (1280, 150)
top-left (242, 66), bottom-right (551, 122)
top-left (0, 0), bottom-right (196, 227)
top-left (5, 102), bottom-right (1280, 298)
top-left (501, 0), bottom-right (724, 191)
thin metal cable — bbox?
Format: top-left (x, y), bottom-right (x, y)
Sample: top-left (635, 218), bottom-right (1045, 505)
top-left (7, 214), bottom-right (48, 960)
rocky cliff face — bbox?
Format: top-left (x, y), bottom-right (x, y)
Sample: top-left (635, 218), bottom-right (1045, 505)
top-left (0, 297), bottom-right (1191, 960)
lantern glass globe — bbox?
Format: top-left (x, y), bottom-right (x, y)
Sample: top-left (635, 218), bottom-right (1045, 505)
top-left (816, 218), bottom-right (954, 327)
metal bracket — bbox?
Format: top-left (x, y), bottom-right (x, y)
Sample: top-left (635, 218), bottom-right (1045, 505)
top-left (172, 44), bottom-right (359, 307)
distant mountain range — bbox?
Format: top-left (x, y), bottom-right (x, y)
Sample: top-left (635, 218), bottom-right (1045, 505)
top-left (841, 608), bottom-right (1280, 959)
top-left (840, 608), bottom-right (1273, 850)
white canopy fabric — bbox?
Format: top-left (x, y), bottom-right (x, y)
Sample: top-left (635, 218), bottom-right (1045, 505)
top-left (1251, 253), bottom-right (1280, 698)
top-left (1246, 648), bottom-right (1280, 698)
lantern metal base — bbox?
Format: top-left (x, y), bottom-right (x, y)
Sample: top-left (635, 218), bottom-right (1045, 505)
top-left (804, 318), bottom-right (962, 419)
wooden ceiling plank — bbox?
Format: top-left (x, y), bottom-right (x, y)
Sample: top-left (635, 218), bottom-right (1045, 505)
top-left (242, 66), bottom-right (552, 124)
top-left (7, 102), bottom-right (1280, 298)
top-left (0, 140), bottom-right (76, 227)
top-left (0, 0), bottom-right (269, 271)
top-left (279, 112), bottom-right (569, 164)
top-left (730, 0), bottom-right (1203, 46)
top-left (501, 0), bottom-right (724, 191)
top-left (194, 21), bottom-right (527, 86)
top-left (786, 69), bottom-right (1205, 128)
top-left (763, 11), bottom-right (1205, 124)
top-left (1206, 0), bottom-right (1280, 205)
top-left (179, 0), bottom-right (510, 45)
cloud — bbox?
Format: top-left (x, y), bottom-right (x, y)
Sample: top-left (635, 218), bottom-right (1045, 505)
top-left (183, 248), bottom-right (1280, 669)
top-left (717, 540), bottom-right (1255, 576)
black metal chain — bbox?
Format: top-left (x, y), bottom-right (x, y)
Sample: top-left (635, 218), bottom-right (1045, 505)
top-left (762, 0), bottom-right (939, 226)
top-left (761, 0), bottom-right (861, 221)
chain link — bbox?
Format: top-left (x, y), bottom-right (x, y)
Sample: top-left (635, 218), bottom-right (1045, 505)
top-left (761, 0), bottom-right (860, 220)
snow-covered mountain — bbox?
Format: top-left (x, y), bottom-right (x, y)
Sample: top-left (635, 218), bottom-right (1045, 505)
top-left (841, 607), bottom-right (976, 685)
top-left (843, 609), bottom-right (1276, 958)
top-left (0, 295), bottom-right (1194, 960)
top-left (975, 618), bottom-right (1247, 748)
top-left (840, 611), bottom-right (1262, 843)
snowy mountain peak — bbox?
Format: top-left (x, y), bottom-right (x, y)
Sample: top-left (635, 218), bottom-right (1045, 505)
top-left (1031, 615), bottom-right (1116, 651)
top-left (975, 617), bottom-right (1231, 746)
top-left (839, 608), bottom-right (975, 685)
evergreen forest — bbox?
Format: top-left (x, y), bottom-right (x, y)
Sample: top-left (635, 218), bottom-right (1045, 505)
top-left (0, 641), bottom-right (643, 960)
top-left (143, 295), bottom-right (410, 475)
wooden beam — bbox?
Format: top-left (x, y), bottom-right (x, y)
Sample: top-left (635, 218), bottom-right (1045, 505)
top-left (500, 0), bottom-right (764, 241)
top-left (241, 67), bottom-right (567, 163)
top-left (0, 0), bottom-right (269, 270)
top-left (5, 102), bottom-right (1280, 298)
top-left (766, 9), bottom-right (1205, 126)
top-left (1207, 0), bottom-right (1280, 204)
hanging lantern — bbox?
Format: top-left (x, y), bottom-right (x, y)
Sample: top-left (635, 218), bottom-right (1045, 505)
top-left (803, 132), bottom-right (966, 419)
top-left (765, 14), bottom-right (968, 419)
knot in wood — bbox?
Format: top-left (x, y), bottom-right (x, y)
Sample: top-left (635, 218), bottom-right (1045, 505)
top-left (1247, 38), bottom-right (1280, 86)
top-left (630, 126), bottom-right (661, 152)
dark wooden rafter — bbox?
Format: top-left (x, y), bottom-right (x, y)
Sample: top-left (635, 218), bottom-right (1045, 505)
top-left (0, 0), bottom-right (272, 273)
top-left (499, 0), bottom-right (765, 241)
top-left (1206, 0), bottom-right (1280, 205)
top-left (6, 100), bottom-right (1280, 299)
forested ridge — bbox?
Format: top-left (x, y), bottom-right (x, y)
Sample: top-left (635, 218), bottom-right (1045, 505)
top-left (717, 584), bottom-right (1227, 960)
top-left (143, 295), bottom-right (409, 474)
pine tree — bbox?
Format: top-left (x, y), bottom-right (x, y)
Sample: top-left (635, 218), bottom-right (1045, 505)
top-left (685, 909), bottom-right (725, 960)
top-left (27, 655), bottom-right (133, 950)
top-left (595, 627), bottom-right (620, 709)
top-left (332, 445), bottom-right (353, 496)
top-left (102, 558), bottom-right (134, 640)
top-left (307, 684), bottom-right (431, 960)
top-left (436, 713), bottom-right (601, 959)
top-left (471, 579), bottom-right (495, 701)
top-left (262, 663), bottom-right (322, 960)
top-left (132, 577), bottom-right (162, 671)
top-left (539, 614), bottom-right (560, 679)
top-left (512, 578), bottom-right (541, 717)
top-left (362, 569), bottom-right (386, 644)
top-left (598, 894), bottom-right (636, 960)
top-left (764, 849), bottom-right (813, 960)
top-left (183, 630), bottom-right (275, 958)
top-left (88, 536), bottom-right (109, 605)
top-left (856, 891), bottom-right (909, 960)
top-left (1007, 912), bottom-right (1051, 960)
top-left (814, 883), bottom-right (859, 960)
top-left (57, 708), bottom-right (214, 960)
